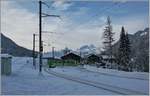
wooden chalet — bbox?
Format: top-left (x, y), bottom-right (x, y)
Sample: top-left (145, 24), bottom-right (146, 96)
top-left (85, 54), bottom-right (102, 64)
top-left (61, 52), bottom-right (81, 62)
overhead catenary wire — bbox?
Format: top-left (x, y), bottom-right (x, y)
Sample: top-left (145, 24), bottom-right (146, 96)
top-left (65, 2), bottom-right (122, 32)
top-left (47, 2), bottom-right (123, 47)
top-left (38, 0), bottom-right (62, 73)
top-left (41, 1), bottom-right (126, 52)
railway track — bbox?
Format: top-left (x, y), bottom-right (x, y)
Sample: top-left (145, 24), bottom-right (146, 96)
top-left (44, 68), bottom-right (147, 95)
top-left (77, 67), bottom-right (149, 81)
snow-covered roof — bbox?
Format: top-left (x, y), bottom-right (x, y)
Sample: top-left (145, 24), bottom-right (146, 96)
top-left (63, 51), bottom-right (80, 57)
top-left (83, 53), bottom-right (100, 58)
top-left (54, 56), bottom-right (61, 59)
top-left (101, 55), bottom-right (115, 59)
top-left (42, 55), bottom-right (61, 59)
top-left (42, 53), bottom-right (62, 59)
top-left (1, 54), bottom-right (12, 58)
top-left (140, 31), bottom-right (147, 36)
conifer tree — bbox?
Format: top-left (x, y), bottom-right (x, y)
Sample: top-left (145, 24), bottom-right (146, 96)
top-left (118, 26), bottom-right (126, 70)
top-left (103, 16), bottom-right (115, 68)
top-left (118, 26), bottom-right (131, 71)
top-left (125, 32), bottom-right (131, 71)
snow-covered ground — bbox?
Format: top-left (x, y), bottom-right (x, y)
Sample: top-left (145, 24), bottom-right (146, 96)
top-left (1, 57), bottom-right (149, 95)
top-left (51, 66), bottom-right (149, 94)
top-left (2, 57), bottom-right (119, 95)
top-left (83, 65), bottom-right (149, 80)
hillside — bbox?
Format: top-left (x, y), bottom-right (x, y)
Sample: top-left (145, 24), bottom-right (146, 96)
top-left (1, 33), bottom-right (35, 57)
top-left (112, 28), bottom-right (149, 71)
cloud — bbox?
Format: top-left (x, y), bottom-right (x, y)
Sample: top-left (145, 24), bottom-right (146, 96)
top-left (51, 1), bottom-right (73, 11)
top-left (112, 15), bottom-right (149, 41)
top-left (112, 0), bottom-right (129, 3)
top-left (1, 1), bottom-right (148, 52)
top-left (1, 1), bottom-right (39, 50)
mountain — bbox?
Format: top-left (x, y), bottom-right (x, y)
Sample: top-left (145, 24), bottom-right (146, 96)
top-left (43, 44), bottom-right (97, 58)
top-left (1, 33), bottom-right (35, 57)
top-left (77, 44), bottom-right (97, 56)
top-left (111, 28), bottom-right (149, 72)
top-left (43, 27), bottom-right (149, 69)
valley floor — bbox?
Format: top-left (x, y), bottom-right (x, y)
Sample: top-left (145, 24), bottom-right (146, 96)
top-left (1, 57), bottom-right (149, 95)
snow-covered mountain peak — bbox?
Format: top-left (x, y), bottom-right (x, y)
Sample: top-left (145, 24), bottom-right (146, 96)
top-left (77, 44), bottom-right (97, 56)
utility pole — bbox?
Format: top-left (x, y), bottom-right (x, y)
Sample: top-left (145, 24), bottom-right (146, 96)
top-left (79, 51), bottom-right (82, 63)
top-left (39, 1), bottom-right (42, 72)
top-left (33, 34), bottom-right (38, 69)
top-left (33, 34), bottom-right (35, 67)
top-left (52, 47), bottom-right (55, 59)
top-left (38, 0), bottom-right (60, 73)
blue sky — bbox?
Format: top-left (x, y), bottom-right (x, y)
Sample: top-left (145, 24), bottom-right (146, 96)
top-left (15, 1), bottom-right (149, 23)
top-left (1, 0), bottom-right (149, 51)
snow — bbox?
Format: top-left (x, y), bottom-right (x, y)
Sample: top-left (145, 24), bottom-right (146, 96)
top-left (84, 65), bottom-right (149, 80)
top-left (1, 57), bottom-right (149, 95)
top-left (43, 53), bottom-right (61, 59)
top-left (1, 54), bottom-right (12, 58)
top-left (51, 66), bottom-right (149, 94)
top-left (140, 31), bottom-right (147, 36)
top-left (1, 57), bottom-right (118, 95)
top-left (101, 55), bottom-right (115, 59)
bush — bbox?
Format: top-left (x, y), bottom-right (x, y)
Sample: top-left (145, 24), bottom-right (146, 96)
top-left (48, 60), bottom-right (56, 68)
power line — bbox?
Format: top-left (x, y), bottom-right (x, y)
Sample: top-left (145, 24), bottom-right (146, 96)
top-left (42, 31), bottom-right (64, 35)
top-left (89, 2), bottom-right (120, 21)
top-left (67, 2), bottom-right (122, 31)
top-left (38, 0), bottom-right (61, 73)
